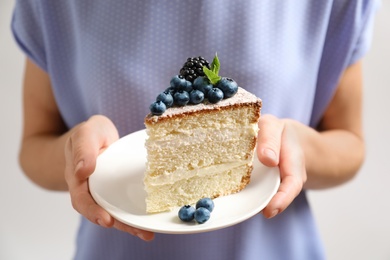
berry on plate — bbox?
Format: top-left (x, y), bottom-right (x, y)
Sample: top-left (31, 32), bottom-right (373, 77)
top-left (178, 205), bottom-right (196, 222)
top-left (196, 198), bottom-right (214, 213)
top-left (194, 207), bottom-right (211, 224)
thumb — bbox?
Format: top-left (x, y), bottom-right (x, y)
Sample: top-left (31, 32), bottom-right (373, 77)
top-left (66, 115), bottom-right (119, 180)
top-left (256, 114), bottom-right (283, 167)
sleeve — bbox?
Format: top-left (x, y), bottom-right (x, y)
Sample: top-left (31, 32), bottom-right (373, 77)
top-left (11, 0), bottom-right (48, 71)
top-left (309, 0), bottom-right (380, 127)
top-left (347, 0), bottom-right (381, 65)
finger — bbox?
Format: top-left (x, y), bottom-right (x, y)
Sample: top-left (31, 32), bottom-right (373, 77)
top-left (69, 125), bottom-right (102, 180)
top-left (68, 180), bottom-right (115, 227)
top-left (262, 124), bottom-right (306, 218)
top-left (64, 115), bottom-right (119, 227)
top-left (113, 220), bottom-right (155, 241)
top-left (69, 116), bottom-right (119, 180)
top-left (257, 114), bottom-right (284, 167)
top-left (262, 175), bottom-right (304, 218)
top-left (64, 125), bottom-right (113, 226)
top-left (69, 177), bottom-right (155, 240)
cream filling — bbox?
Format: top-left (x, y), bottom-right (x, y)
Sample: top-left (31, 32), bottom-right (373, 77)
top-left (146, 123), bottom-right (258, 149)
top-left (145, 123), bottom-right (258, 186)
top-left (144, 159), bottom-right (252, 187)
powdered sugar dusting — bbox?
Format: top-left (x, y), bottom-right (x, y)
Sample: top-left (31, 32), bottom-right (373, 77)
top-left (146, 87), bottom-right (261, 122)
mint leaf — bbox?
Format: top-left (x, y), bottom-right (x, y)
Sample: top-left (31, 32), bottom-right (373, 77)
top-left (203, 67), bottom-right (221, 85)
top-left (203, 53), bottom-right (221, 85)
top-left (211, 53), bottom-right (220, 75)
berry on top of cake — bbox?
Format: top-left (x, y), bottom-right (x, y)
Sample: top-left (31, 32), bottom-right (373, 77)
top-left (149, 54), bottom-right (239, 116)
top-left (144, 54), bottom-right (262, 213)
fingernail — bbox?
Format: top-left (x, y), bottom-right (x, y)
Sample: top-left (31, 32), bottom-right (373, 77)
top-left (135, 231), bottom-right (145, 240)
top-left (263, 148), bottom-right (277, 162)
top-left (75, 160), bottom-right (84, 173)
top-left (97, 218), bottom-right (104, 226)
top-left (269, 209), bottom-right (279, 218)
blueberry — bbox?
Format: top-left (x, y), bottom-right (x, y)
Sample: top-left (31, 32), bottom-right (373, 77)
top-left (170, 75), bottom-right (188, 91)
top-left (216, 77), bottom-right (238, 98)
top-left (181, 80), bottom-right (193, 93)
top-left (156, 91), bottom-right (174, 108)
top-left (207, 88), bottom-right (224, 103)
top-left (178, 205), bottom-right (195, 222)
top-left (194, 207), bottom-right (211, 224)
top-left (149, 101), bottom-right (166, 116)
top-left (165, 86), bottom-right (176, 95)
top-left (193, 77), bottom-right (213, 96)
top-left (196, 198), bottom-right (214, 213)
top-left (189, 90), bottom-right (205, 104)
top-left (174, 90), bottom-right (190, 106)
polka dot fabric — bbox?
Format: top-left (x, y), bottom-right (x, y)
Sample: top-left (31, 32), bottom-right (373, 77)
top-left (12, 1), bottom-right (378, 259)
top-left (13, 1), bottom-right (377, 136)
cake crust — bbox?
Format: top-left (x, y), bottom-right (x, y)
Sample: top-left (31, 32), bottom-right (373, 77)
top-left (145, 87), bottom-right (262, 125)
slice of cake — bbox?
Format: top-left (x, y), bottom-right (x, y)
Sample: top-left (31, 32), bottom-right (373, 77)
top-left (144, 55), bottom-right (262, 213)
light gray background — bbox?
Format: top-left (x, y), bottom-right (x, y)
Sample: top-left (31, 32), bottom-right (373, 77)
top-left (1, 1), bottom-right (389, 259)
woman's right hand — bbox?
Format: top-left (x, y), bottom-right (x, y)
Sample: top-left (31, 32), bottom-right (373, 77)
top-left (64, 115), bottom-right (155, 241)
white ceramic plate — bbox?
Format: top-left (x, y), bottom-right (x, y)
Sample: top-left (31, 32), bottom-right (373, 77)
top-left (89, 129), bottom-right (280, 234)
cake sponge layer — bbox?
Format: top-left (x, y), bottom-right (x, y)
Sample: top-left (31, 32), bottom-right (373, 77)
top-left (145, 130), bottom-right (257, 177)
top-left (145, 164), bottom-right (252, 213)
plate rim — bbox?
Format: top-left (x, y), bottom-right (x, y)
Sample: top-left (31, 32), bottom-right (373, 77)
top-left (89, 129), bottom-right (280, 234)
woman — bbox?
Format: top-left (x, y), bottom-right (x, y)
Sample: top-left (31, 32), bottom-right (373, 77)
top-left (12, 0), bottom-right (377, 259)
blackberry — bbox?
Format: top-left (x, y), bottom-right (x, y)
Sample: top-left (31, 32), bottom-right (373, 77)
top-left (179, 56), bottom-right (211, 83)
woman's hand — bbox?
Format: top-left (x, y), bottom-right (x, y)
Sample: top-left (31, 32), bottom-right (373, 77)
top-left (21, 59), bottom-right (154, 241)
top-left (64, 115), bottom-right (155, 241)
top-left (257, 114), bottom-right (307, 218)
top-left (256, 62), bottom-right (365, 218)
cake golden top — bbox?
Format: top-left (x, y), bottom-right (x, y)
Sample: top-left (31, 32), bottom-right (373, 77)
top-left (145, 87), bottom-right (262, 125)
